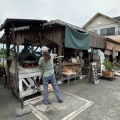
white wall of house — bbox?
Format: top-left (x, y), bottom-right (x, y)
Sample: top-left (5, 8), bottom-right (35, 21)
top-left (85, 16), bottom-right (120, 35)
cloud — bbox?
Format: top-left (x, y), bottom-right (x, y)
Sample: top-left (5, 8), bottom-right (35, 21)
top-left (0, 0), bottom-right (120, 29)
top-left (1, 0), bottom-right (120, 49)
top-left (107, 7), bottom-right (120, 17)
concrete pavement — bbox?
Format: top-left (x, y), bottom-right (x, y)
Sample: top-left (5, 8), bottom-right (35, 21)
top-left (0, 76), bottom-right (120, 120)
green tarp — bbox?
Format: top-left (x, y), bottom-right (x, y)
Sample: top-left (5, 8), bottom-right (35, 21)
top-left (65, 24), bottom-right (90, 50)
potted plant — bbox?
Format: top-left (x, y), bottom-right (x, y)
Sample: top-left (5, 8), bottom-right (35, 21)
top-left (102, 58), bottom-right (115, 77)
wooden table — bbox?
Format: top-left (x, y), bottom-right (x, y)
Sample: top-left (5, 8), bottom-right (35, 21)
top-left (62, 71), bottom-right (76, 87)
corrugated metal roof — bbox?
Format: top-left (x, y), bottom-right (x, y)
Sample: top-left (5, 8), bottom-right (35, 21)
top-left (13, 26), bottom-right (30, 31)
top-left (106, 37), bottom-right (120, 44)
top-left (0, 18), bottom-right (47, 31)
top-left (43, 19), bottom-right (86, 32)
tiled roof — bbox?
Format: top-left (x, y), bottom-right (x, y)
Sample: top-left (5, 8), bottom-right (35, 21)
top-left (43, 19), bottom-right (86, 32)
top-left (113, 16), bottom-right (120, 21)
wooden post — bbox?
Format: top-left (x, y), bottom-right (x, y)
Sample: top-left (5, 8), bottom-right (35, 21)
top-left (30, 30), bottom-right (33, 52)
top-left (38, 25), bottom-right (42, 48)
top-left (17, 43), bottom-right (19, 53)
top-left (79, 50), bottom-right (83, 79)
top-left (12, 23), bottom-right (18, 83)
top-left (5, 28), bottom-right (11, 87)
top-left (58, 44), bottom-right (62, 80)
top-left (88, 49), bottom-right (91, 66)
top-left (3, 43), bottom-right (4, 66)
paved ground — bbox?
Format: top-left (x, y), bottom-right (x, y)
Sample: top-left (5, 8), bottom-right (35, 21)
top-left (24, 90), bottom-right (92, 120)
top-left (0, 76), bottom-right (120, 120)
top-left (61, 76), bottom-right (120, 120)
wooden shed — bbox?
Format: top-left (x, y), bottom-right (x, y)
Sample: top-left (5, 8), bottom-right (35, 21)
top-left (41, 19), bottom-right (88, 80)
top-left (0, 18), bottom-right (47, 89)
top-left (106, 38), bottom-right (120, 52)
top-left (90, 32), bottom-right (106, 49)
top-left (105, 38), bottom-right (120, 62)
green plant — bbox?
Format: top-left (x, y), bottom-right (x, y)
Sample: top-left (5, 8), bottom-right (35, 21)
top-left (103, 58), bottom-right (115, 71)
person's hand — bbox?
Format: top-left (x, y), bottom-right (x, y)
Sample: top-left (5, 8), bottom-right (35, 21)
top-left (54, 54), bottom-right (57, 57)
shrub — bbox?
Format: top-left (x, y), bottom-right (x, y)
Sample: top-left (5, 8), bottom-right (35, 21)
top-left (103, 58), bottom-right (115, 71)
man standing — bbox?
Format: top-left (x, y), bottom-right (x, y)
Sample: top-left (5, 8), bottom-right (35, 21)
top-left (39, 46), bottom-right (63, 105)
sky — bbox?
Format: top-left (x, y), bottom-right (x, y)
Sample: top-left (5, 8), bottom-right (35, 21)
top-left (0, 0), bottom-right (120, 48)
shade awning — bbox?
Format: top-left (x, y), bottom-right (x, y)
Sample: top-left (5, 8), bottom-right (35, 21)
top-left (65, 24), bottom-right (90, 50)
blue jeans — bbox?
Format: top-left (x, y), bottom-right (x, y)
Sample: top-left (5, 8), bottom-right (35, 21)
top-left (42, 74), bottom-right (63, 104)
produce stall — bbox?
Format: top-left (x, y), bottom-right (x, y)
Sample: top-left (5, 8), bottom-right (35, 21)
top-left (42, 20), bottom-right (90, 83)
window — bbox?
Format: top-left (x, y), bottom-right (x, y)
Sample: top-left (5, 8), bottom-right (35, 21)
top-left (101, 29), bottom-right (107, 36)
top-left (107, 27), bottom-right (115, 35)
top-left (91, 30), bottom-right (97, 34)
top-left (101, 27), bottom-right (115, 36)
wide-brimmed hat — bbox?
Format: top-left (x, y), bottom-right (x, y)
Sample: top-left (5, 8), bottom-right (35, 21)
top-left (41, 46), bottom-right (49, 52)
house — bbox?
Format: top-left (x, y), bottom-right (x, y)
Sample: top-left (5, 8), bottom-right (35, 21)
top-left (82, 12), bottom-right (120, 42)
